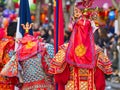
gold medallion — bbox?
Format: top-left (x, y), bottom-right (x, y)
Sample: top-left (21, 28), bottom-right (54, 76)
top-left (75, 44), bottom-right (86, 57)
top-left (26, 41), bottom-right (36, 49)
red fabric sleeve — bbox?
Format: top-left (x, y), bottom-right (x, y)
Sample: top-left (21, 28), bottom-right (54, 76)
top-left (54, 64), bottom-right (70, 90)
top-left (41, 50), bottom-right (49, 73)
top-left (94, 67), bottom-right (106, 90)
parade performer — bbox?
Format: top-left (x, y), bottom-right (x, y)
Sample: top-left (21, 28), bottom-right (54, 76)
top-left (16, 22), bottom-right (54, 90)
top-left (0, 22), bottom-right (19, 90)
top-left (49, 43), bottom-right (112, 90)
top-left (49, 1), bottom-right (112, 90)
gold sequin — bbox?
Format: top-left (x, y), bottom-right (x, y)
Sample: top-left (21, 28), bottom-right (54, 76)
top-left (65, 81), bottom-right (74, 90)
top-left (79, 69), bottom-right (89, 75)
top-left (80, 81), bottom-right (88, 90)
top-left (54, 49), bottom-right (65, 62)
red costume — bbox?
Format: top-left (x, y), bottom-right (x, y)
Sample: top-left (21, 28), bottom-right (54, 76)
top-left (66, 19), bottom-right (95, 68)
top-left (17, 34), bottom-right (54, 90)
top-left (49, 13), bottom-right (112, 90)
top-left (0, 28), bottom-right (19, 90)
top-left (49, 44), bottom-right (112, 90)
top-left (48, 1), bottom-right (112, 90)
top-left (1, 34), bottom-right (54, 90)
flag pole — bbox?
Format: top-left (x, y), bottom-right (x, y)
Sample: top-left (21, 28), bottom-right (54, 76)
top-left (54, 0), bottom-right (64, 90)
top-left (54, 0), bottom-right (59, 90)
top-left (56, 0), bottom-right (59, 53)
top-left (19, 0), bottom-right (33, 36)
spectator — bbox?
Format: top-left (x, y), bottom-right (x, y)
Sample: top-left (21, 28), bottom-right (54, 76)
top-left (46, 29), bottom-right (54, 44)
top-left (40, 28), bottom-right (48, 42)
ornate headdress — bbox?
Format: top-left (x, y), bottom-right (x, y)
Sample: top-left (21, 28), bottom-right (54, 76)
top-left (74, 0), bottom-right (98, 20)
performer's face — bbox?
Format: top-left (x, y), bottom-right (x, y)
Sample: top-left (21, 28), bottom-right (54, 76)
top-left (74, 7), bottom-right (82, 18)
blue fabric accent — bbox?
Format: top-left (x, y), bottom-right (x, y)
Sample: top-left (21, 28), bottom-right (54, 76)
top-left (45, 44), bottom-right (54, 58)
top-left (8, 50), bottom-right (14, 58)
top-left (56, 0), bottom-right (59, 53)
top-left (56, 0), bottom-right (59, 90)
top-left (21, 56), bottom-right (45, 83)
top-left (19, 0), bottom-right (33, 36)
top-left (109, 26), bottom-right (115, 34)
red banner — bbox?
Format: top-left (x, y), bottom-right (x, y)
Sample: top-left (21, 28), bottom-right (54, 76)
top-left (54, 0), bottom-right (64, 54)
top-left (58, 0), bottom-right (64, 46)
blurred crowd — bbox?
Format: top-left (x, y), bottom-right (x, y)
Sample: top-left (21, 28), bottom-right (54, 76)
top-left (32, 17), bottom-right (72, 44)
